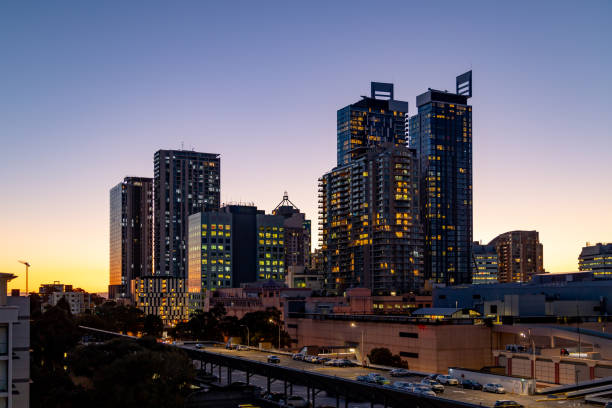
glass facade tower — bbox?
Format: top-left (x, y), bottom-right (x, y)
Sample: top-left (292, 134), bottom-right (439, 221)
top-left (409, 72), bottom-right (473, 285)
top-left (153, 150), bottom-right (220, 278)
top-left (109, 176), bottom-right (153, 300)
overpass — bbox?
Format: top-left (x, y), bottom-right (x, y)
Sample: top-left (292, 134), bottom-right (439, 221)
top-left (80, 326), bottom-right (480, 408)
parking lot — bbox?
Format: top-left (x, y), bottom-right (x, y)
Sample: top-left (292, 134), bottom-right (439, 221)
top-left (182, 344), bottom-right (595, 407)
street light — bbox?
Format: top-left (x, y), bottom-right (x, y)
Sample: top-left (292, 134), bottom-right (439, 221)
top-left (269, 318), bottom-right (281, 350)
top-left (520, 329), bottom-right (536, 390)
top-left (351, 322), bottom-right (366, 366)
top-left (240, 324), bottom-right (250, 347)
top-left (18, 260), bottom-right (30, 295)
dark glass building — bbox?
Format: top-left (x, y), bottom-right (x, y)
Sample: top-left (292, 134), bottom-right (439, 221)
top-left (337, 82), bottom-right (408, 166)
top-left (409, 72), bottom-right (473, 285)
top-left (109, 177), bottom-right (153, 300)
top-left (153, 150), bottom-right (220, 278)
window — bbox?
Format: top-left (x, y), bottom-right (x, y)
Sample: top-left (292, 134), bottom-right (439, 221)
top-left (399, 331), bottom-right (418, 338)
top-left (399, 351), bottom-right (419, 358)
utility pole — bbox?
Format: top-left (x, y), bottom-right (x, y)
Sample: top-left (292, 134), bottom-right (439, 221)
top-left (241, 325), bottom-right (250, 347)
top-left (18, 260), bottom-right (30, 295)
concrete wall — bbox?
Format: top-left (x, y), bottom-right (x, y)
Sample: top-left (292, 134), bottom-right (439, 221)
top-left (286, 317), bottom-right (493, 373)
top-left (449, 368), bottom-right (533, 395)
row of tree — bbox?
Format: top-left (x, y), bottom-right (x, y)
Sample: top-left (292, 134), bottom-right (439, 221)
top-left (171, 303), bottom-right (292, 348)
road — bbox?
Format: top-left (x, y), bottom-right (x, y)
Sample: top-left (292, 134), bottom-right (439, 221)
top-left (183, 344), bottom-right (593, 408)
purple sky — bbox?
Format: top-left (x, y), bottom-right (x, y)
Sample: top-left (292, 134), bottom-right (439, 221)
top-left (1, 1), bottom-right (611, 292)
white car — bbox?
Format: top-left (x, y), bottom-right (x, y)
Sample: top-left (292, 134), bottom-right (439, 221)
top-left (436, 375), bottom-right (459, 385)
top-left (483, 383), bottom-right (506, 394)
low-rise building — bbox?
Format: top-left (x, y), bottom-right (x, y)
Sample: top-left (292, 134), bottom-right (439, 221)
top-left (579, 242), bottom-right (612, 279)
top-left (133, 276), bottom-right (189, 326)
top-left (472, 241), bottom-right (498, 284)
top-left (0, 273), bottom-right (29, 408)
top-left (49, 291), bottom-right (91, 315)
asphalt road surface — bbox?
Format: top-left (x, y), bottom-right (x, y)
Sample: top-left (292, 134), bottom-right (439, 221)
top-left (183, 344), bottom-right (593, 408)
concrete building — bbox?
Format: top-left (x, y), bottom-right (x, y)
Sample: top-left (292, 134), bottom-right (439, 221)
top-left (153, 150), bottom-right (220, 278)
top-left (0, 273), bottom-right (29, 408)
top-left (109, 176), bottom-right (153, 301)
top-left (409, 71), bottom-right (473, 286)
top-left (286, 266), bottom-right (324, 291)
top-left (489, 230), bottom-right (544, 283)
top-left (472, 241), bottom-right (499, 284)
top-left (579, 242), bottom-right (612, 278)
top-left (433, 271), bottom-right (612, 316)
top-left (133, 276), bottom-right (189, 326)
top-left (49, 291), bottom-right (92, 315)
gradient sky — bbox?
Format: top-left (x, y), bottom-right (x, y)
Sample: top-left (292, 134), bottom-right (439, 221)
top-left (1, 1), bottom-right (611, 293)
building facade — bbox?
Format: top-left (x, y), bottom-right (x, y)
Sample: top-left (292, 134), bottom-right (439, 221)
top-left (337, 82), bottom-right (408, 166)
top-left (49, 291), bottom-right (92, 315)
top-left (133, 276), bottom-right (189, 325)
top-left (489, 230), bottom-right (544, 283)
top-left (579, 242), bottom-right (612, 278)
top-left (272, 193), bottom-right (311, 270)
top-left (153, 150), bottom-right (220, 278)
top-left (0, 274), bottom-right (29, 408)
top-left (319, 143), bottom-right (423, 295)
top-left (409, 71), bottom-right (473, 286)
top-left (472, 241), bottom-right (499, 284)
top-left (109, 177), bottom-right (153, 300)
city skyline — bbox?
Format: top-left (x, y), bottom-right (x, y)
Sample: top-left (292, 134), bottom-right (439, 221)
top-left (1, 1), bottom-right (611, 293)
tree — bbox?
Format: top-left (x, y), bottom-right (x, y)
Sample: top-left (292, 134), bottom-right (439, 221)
top-left (143, 314), bottom-right (164, 337)
top-left (368, 347), bottom-right (408, 368)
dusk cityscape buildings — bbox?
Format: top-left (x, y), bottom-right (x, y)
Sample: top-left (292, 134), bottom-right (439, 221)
top-left (409, 72), bottom-right (473, 286)
top-left (579, 242), bottom-right (612, 278)
top-left (153, 150), bottom-right (220, 278)
top-left (488, 230), bottom-right (544, 283)
top-left (108, 176), bottom-right (153, 301)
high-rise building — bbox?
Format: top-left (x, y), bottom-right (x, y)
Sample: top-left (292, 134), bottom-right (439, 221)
top-left (319, 143), bottom-right (423, 295)
top-left (187, 212), bottom-right (233, 294)
top-left (187, 204), bottom-right (286, 303)
top-left (109, 177), bottom-right (153, 300)
top-left (409, 71), bottom-right (473, 286)
top-left (153, 150), bottom-right (220, 278)
top-left (471, 241), bottom-right (498, 284)
top-left (488, 230), bottom-right (544, 283)
top-left (579, 242), bottom-right (612, 279)
top-left (337, 82), bottom-right (408, 166)
top-left (272, 192), bottom-right (312, 269)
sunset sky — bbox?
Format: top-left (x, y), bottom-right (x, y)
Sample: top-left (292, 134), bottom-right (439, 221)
top-left (1, 1), bottom-right (611, 294)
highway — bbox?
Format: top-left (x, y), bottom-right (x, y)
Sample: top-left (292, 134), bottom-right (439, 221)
top-left (183, 344), bottom-right (588, 408)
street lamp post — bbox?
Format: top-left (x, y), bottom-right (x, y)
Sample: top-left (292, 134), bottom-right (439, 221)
top-left (269, 318), bottom-right (281, 350)
top-left (520, 329), bottom-right (536, 390)
top-left (240, 325), bottom-right (250, 347)
top-left (351, 322), bottom-right (365, 366)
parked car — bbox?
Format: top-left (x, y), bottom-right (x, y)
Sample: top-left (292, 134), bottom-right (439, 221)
top-left (263, 392), bottom-right (285, 402)
top-left (493, 400), bottom-right (524, 408)
top-left (195, 343), bottom-right (204, 349)
top-left (390, 368), bottom-right (410, 377)
top-left (483, 383), bottom-right (506, 394)
top-left (316, 356), bottom-right (330, 364)
top-left (339, 358), bottom-right (357, 367)
top-left (236, 345), bottom-right (249, 351)
top-left (461, 379), bottom-right (483, 390)
top-left (285, 395), bottom-right (309, 407)
top-left (435, 375), bottom-right (458, 385)
top-left (292, 353), bottom-right (305, 361)
top-left (356, 375), bottom-right (370, 383)
top-left (392, 381), bottom-right (414, 390)
top-left (267, 355), bottom-right (280, 364)
top-left (421, 379), bottom-right (444, 393)
top-left (226, 343), bottom-right (238, 350)
top-left (366, 373), bottom-right (390, 385)
top-left (413, 386), bottom-right (437, 396)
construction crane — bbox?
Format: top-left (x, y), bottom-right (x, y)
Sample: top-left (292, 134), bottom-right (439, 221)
top-left (18, 260), bottom-right (30, 295)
